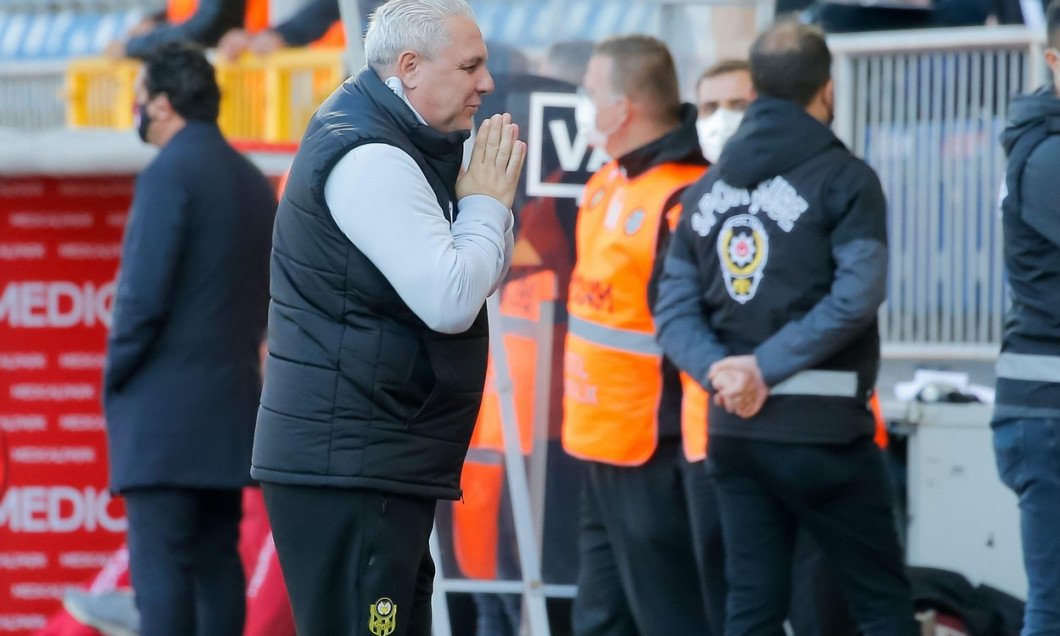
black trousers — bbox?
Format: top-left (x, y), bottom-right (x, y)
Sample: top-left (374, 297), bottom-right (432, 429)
top-left (262, 483), bottom-right (437, 636)
top-left (123, 488), bottom-right (245, 636)
top-left (572, 439), bottom-right (714, 636)
top-left (685, 456), bottom-right (730, 636)
top-left (789, 531), bottom-right (860, 636)
top-left (688, 459), bottom-right (859, 636)
top-left (708, 436), bottom-right (918, 636)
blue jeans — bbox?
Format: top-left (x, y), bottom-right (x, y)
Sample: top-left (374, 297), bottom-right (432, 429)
top-left (994, 419), bottom-right (1060, 636)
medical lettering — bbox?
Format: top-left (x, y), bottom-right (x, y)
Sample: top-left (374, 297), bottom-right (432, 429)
top-left (0, 486), bottom-right (126, 533)
top-left (0, 280), bottom-right (115, 328)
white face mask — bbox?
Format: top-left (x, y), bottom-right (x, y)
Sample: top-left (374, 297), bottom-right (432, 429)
top-left (576, 94), bottom-right (622, 149)
top-left (696, 108), bottom-right (744, 164)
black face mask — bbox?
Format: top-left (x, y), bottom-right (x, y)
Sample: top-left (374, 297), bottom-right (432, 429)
top-left (135, 101), bottom-right (151, 143)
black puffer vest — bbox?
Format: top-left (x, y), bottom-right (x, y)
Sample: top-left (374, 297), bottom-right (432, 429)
top-left (252, 67), bottom-right (488, 500)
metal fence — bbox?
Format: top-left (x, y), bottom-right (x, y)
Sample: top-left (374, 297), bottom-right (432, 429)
top-left (0, 61), bottom-right (65, 129)
top-left (831, 26), bottom-right (1045, 359)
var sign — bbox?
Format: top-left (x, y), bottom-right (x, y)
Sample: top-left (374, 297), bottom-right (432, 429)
top-left (527, 92), bottom-right (610, 200)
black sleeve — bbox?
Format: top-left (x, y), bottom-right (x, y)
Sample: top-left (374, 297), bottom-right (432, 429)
top-left (647, 187), bottom-right (688, 312)
top-left (273, 0), bottom-right (341, 47)
top-left (125, 0), bottom-right (247, 58)
top-left (1020, 142), bottom-right (1060, 249)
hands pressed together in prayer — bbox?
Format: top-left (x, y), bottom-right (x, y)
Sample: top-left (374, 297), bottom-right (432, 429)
top-left (456, 113), bottom-right (526, 210)
top-left (709, 355), bottom-right (769, 419)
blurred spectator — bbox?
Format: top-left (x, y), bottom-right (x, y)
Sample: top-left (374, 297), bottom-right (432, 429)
top-left (217, 0), bottom-right (386, 60)
top-left (102, 42), bottom-right (276, 635)
top-left (539, 40), bottom-right (595, 86)
top-left (695, 60), bottom-right (755, 164)
top-left (105, 0), bottom-right (260, 59)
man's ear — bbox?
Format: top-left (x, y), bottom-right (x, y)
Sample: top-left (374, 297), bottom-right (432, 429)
top-left (1046, 48), bottom-right (1060, 76)
top-left (149, 93), bottom-right (176, 123)
top-left (822, 77), bottom-right (835, 110)
top-left (396, 50), bottom-right (421, 89)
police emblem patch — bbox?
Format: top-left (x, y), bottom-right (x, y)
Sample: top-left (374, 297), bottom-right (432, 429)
top-left (624, 208), bottom-right (646, 235)
top-left (369, 597), bottom-right (396, 636)
top-left (717, 214), bottom-right (768, 304)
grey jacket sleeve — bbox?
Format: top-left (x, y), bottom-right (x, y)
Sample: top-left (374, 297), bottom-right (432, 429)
top-left (754, 161), bottom-right (888, 386)
top-left (124, 0), bottom-right (246, 58)
top-left (104, 164), bottom-right (188, 391)
top-left (653, 212), bottom-right (730, 390)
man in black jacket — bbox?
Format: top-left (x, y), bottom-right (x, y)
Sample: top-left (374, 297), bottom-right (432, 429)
top-left (655, 22), bottom-right (917, 636)
top-left (251, 0), bottom-right (524, 634)
top-left (993, 3), bottom-right (1060, 634)
top-left (103, 42), bottom-right (277, 636)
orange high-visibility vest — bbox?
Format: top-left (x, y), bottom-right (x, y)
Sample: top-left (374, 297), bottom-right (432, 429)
top-left (453, 454), bottom-right (504, 579)
top-left (312, 21), bottom-right (346, 48)
top-left (870, 390), bottom-right (888, 448)
top-left (473, 271), bottom-right (558, 455)
top-left (681, 373), bottom-right (710, 461)
top-left (167, 0), bottom-right (270, 33)
top-left (563, 161), bottom-right (708, 466)
top-left (454, 271), bottom-right (558, 580)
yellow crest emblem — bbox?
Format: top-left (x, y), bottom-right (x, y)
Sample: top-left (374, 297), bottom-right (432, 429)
top-left (369, 597), bottom-right (397, 636)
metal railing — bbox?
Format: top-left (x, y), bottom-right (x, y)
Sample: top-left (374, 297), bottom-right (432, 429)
top-left (831, 26), bottom-right (1046, 358)
top-left (0, 61), bottom-right (66, 129)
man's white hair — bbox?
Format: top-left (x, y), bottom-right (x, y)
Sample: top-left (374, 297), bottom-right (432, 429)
top-left (364, 0), bottom-right (476, 73)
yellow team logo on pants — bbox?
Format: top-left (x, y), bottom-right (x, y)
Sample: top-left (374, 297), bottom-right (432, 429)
top-left (369, 597), bottom-right (397, 635)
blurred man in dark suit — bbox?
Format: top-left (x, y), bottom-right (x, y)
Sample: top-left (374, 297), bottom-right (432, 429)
top-left (103, 41), bottom-right (276, 636)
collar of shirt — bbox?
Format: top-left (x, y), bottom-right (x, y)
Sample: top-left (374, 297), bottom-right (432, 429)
top-left (384, 76), bottom-right (428, 126)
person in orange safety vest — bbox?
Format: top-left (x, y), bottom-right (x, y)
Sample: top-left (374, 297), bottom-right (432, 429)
top-left (105, 0), bottom-right (263, 59)
top-left (217, 0), bottom-right (372, 61)
top-left (561, 35), bottom-right (719, 636)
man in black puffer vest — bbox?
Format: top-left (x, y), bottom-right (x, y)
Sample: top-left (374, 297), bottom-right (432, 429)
top-left (993, 3), bottom-right (1060, 634)
top-left (655, 22), bottom-right (917, 636)
top-left (251, 0), bottom-right (525, 633)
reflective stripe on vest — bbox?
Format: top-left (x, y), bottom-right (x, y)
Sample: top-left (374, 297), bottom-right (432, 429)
top-left (996, 351), bottom-right (1060, 383)
top-left (563, 160), bottom-right (707, 466)
top-left (568, 315), bottom-right (661, 356)
top-left (459, 272), bottom-right (557, 573)
top-left (770, 369), bottom-right (859, 397)
top-left (471, 271), bottom-right (558, 456)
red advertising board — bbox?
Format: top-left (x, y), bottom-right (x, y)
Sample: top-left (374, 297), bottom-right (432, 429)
top-left (0, 176), bottom-right (133, 635)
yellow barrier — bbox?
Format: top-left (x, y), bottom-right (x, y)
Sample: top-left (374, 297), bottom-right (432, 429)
top-left (66, 58), bottom-right (141, 129)
top-left (65, 48), bottom-right (346, 144)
